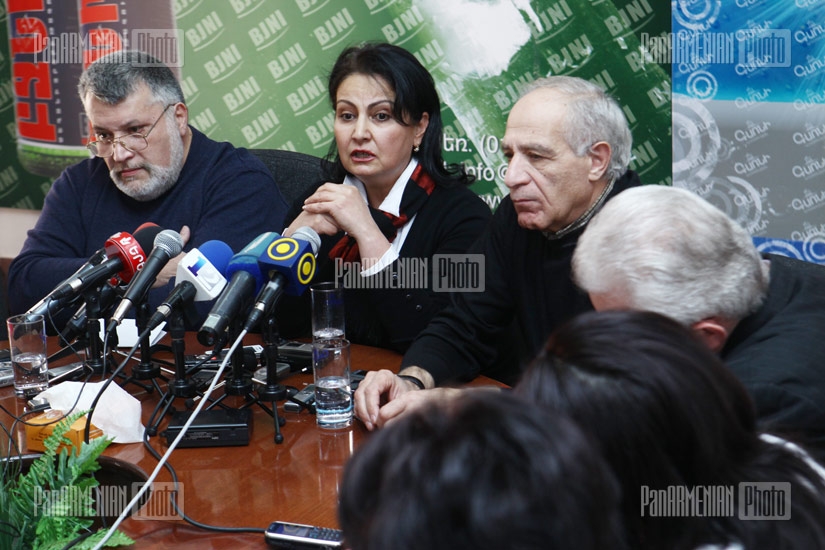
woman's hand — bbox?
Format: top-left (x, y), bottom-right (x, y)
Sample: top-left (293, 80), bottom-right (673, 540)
top-left (300, 183), bottom-right (391, 261)
top-left (284, 208), bottom-right (339, 237)
top-left (302, 184), bottom-right (371, 235)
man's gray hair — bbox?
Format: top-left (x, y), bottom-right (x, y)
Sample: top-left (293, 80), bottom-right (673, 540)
top-left (77, 50), bottom-right (184, 106)
top-left (524, 76), bottom-right (632, 182)
top-left (572, 185), bottom-right (769, 325)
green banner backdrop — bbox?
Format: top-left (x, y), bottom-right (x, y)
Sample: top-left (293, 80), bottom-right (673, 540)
top-left (1, 0), bottom-right (672, 211)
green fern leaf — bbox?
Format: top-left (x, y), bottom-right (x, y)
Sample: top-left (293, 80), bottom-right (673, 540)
top-left (4, 409), bottom-right (130, 549)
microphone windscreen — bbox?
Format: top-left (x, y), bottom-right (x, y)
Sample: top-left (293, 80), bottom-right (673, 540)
top-left (103, 231), bottom-right (142, 284)
top-left (225, 232), bottom-right (277, 294)
top-left (133, 224), bottom-right (163, 252)
top-left (258, 230), bottom-right (317, 296)
top-left (176, 241), bottom-right (233, 301)
top-left (103, 224), bottom-right (164, 284)
top-left (153, 229), bottom-right (184, 257)
top-left (199, 240), bottom-right (234, 275)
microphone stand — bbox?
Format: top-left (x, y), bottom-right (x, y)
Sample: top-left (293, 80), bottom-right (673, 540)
top-left (205, 315), bottom-right (286, 444)
top-left (145, 306), bottom-right (196, 437)
top-left (205, 316), bottom-right (255, 405)
top-left (119, 301), bottom-right (167, 394)
top-left (81, 285), bottom-right (116, 376)
top-left (255, 316), bottom-right (286, 444)
top-left (47, 299), bottom-right (88, 364)
top-left (47, 307), bottom-right (92, 367)
top-left (47, 284), bottom-right (117, 376)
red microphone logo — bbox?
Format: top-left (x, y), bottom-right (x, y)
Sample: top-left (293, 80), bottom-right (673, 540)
top-left (104, 231), bottom-right (146, 284)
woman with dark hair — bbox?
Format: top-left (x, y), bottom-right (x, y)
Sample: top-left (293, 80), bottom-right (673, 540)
top-left (279, 42), bottom-right (491, 352)
top-left (338, 390), bottom-right (627, 550)
top-left (516, 309), bottom-right (825, 550)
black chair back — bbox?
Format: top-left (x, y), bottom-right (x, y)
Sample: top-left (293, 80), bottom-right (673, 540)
top-left (249, 149), bottom-right (332, 208)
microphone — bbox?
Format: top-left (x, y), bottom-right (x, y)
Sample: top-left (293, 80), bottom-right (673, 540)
top-left (197, 232), bottom-right (276, 346)
top-left (23, 247), bottom-right (107, 322)
top-left (144, 280), bottom-right (197, 333)
top-left (25, 225), bottom-right (162, 322)
top-left (243, 227), bottom-right (320, 332)
top-left (145, 240), bottom-right (233, 332)
top-left (176, 240), bottom-right (233, 300)
top-left (107, 229), bottom-right (184, 334)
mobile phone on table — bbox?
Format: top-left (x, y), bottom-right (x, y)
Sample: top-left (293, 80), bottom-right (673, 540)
top-left (0, 362), bottom-right (13, 388)
top-left (284, 384), bottom-right (316, 413)
top-left (0, 349), bottom-right (11, 386)
top-left (47, 361), bottom-right (89, 384)
top-left (264, 521), bottom-right (343, 549)
top-left (277, 340), bottom-right (314, 371)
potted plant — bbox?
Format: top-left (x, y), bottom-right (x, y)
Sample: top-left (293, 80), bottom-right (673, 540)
top-left (1, 410), bottom-right (134, 549)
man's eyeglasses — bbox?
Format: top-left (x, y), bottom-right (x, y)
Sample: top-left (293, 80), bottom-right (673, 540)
top-left (86, 103), bottom-right (175, 158)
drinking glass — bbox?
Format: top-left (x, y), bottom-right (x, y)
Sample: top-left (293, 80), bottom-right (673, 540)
top-left (312, 338), bottom-right (352, 429)
top-left (7, 314), bottom-right (49, 398)
top-left (310, 282), bottom-right (345, 342)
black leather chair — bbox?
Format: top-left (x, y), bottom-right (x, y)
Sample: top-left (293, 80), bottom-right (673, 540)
top-left (249, 149), bottom-right (332, 209)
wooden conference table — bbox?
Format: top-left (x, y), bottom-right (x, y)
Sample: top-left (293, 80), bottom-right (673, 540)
top-left (1, 335), bottom-right (503, 548)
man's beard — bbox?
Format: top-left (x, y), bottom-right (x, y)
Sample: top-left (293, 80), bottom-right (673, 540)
top-left (111, 117), bottom-right (185, 202)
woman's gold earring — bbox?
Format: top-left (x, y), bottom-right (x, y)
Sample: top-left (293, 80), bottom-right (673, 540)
top-left (413, 145), bottom-right (420, 153)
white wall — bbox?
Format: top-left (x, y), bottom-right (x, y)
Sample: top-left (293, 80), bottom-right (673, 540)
top-left (0, 207), bottom-right (39, 259)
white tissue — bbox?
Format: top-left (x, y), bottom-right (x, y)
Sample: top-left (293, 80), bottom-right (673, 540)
top-left (38, 381), bottom-right (145, 443)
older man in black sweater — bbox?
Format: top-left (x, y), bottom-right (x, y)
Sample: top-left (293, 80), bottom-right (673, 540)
top-left (354, 76), bottom-right (641, 430)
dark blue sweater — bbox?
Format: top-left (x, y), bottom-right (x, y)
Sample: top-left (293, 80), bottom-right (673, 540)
top-left (9, 127), bottom-right (287, 327)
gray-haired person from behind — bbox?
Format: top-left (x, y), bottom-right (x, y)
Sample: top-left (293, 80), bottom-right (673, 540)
top-left (573, 184), bottom-right (825, 463)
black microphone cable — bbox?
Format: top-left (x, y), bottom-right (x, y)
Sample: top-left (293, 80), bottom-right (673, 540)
top-left (1, 365), bottom-right (96, 491)
top-left (82, 321), bottom-right (145, 445)
top-left (0, 358), bottom-right (96, 435)
top-left (1, 319), bottom-right (98, 458)
top-left (90, 328), bottom-right (264, 549)
top-left (137, 426), bottom-right (267, 536)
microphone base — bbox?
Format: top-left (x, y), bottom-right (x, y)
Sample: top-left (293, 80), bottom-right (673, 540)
top-left (198, 376), bottom-right (287, 445)
top-left (257, 383), bottom-right (287, 402)
top-left (223, 374), bottom-right (254, 397)
top-left (119, 359), bottom-right (169, 396)
top-left (129, 363), bottom-right (166, 381)
top-left (86, 356), bottom-right (118, 377)
top-left (144, 379), bottom-right (198, 437)
top-left (168, 378), bottom-right (197, 399)
top-left (118, 374), bottom-right (165, 397)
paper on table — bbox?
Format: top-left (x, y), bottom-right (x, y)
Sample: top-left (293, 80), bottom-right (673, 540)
top-left (99, 318), bottom-right (166, 348)
top-left (38, 381), bottom-right (145, 443)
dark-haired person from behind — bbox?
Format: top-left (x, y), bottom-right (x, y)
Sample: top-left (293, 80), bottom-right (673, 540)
top-left (338, 390), bottom-right (626, 550)
top-left (278, 42), bottom-right (491, 352)
top-left (516, 310), bottom-right (825, 550)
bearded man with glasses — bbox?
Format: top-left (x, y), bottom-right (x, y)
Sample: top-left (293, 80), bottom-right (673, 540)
top-left (85, 101), bottom-right (179, 202)
top-left (8, 50), bottom-right (288, 329)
